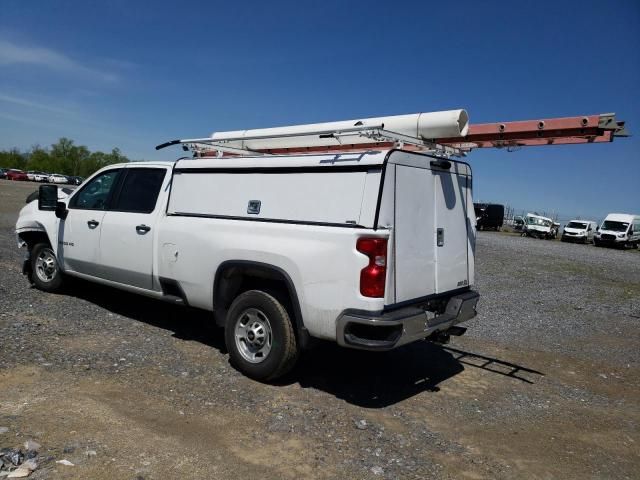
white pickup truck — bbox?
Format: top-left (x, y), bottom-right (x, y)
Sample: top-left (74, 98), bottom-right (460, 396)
top-left (15, 111), bottom-right (479, 380)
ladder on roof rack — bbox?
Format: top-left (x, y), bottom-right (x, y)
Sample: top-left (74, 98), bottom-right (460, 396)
top-left (155, 111), bottom-right (627, 157)
top-left (155, 125), bottom-right (463, 158)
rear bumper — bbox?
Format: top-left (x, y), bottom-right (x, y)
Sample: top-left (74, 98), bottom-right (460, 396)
top-left (336, 290), bottom-right (479, 351)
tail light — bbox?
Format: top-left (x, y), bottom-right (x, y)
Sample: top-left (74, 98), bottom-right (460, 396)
top-left (356, 237), bottom-right (387, 298)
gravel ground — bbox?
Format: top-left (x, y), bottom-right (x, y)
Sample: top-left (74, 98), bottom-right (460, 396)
top-left (1, 180), bottom-right (639, 479)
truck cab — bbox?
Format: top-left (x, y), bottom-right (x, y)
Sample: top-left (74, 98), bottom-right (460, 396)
top-left (17, 163), bottom-right (173, 292)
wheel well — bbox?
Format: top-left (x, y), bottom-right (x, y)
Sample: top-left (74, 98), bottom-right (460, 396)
top-left (213, 261), bottom-right (310, 348)
top-left (18, 231), bottom-right (51, 251)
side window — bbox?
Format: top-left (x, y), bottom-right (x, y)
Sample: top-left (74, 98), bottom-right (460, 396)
top-left (111, 168), bottom-right (166, 214)
top-left (69, 169), bottom-right (121, 210)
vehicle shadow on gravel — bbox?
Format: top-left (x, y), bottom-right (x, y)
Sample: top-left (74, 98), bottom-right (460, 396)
top-left (290, 343), bottom-right (544, 408)
top-left (61, 279), bottom-right (226, 351)
top-left (56, 280), bottom-right (541, 408)
top-left (290, 341), bottom-right (465, 408)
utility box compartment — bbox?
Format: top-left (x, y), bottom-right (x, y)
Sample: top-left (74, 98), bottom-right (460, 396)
top-left (168, 154), bottom-right (385, 227)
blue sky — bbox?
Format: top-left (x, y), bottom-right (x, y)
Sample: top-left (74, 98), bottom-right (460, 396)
top-left (1, 0), bottom-right (638, 221)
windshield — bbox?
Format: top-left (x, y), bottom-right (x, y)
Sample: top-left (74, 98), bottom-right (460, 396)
top-left (567, 222), bottom-right (587, 229)
top-left (601, 220), bottom-right (629, 232)
top-left (527, 217), bottom-right (551, 227)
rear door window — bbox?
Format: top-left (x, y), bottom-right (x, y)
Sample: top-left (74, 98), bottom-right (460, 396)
top-left (111, 168), bottom-right (166, 213)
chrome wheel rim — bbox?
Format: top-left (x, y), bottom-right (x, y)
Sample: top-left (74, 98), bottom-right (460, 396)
top-left (35, 248), bottom-right (58, 283)
top-left (234, 308), bottom-right (272, 364)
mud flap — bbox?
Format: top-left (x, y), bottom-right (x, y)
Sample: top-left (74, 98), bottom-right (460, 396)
top-left (22, 252), bottom-right (32, 281)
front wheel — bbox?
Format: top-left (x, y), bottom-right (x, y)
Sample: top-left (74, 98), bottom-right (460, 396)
top-left (225, 290), bottom-right (299, 381)
top-left (30, 243), bottom-right (64, 292)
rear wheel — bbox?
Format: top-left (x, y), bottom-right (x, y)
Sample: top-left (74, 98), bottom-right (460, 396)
top-left (30, 243), bottom-right (64, 292)
top-left (225, 290), bottom-right (299, 381)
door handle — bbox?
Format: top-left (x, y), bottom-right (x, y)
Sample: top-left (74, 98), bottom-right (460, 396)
top-left (87, 220), bottom-right (99, 229)
top-left (136, 224), bottom-right (151, 234)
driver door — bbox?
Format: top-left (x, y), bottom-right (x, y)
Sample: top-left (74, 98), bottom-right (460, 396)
top-left (59, 169), bottom-right (122, 276)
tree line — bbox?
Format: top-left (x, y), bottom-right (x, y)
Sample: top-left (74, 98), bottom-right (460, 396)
top-left (0, 138), bottom-right (129, 178)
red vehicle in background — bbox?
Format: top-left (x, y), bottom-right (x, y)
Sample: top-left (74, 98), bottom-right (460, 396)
top-left (6, 169), bottom-right (29, 181)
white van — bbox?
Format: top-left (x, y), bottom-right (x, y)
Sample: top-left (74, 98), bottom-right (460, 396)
top-left (561, 220), bottom-right (598, 244)
top-left (594, 213), bottom-right (640, 248)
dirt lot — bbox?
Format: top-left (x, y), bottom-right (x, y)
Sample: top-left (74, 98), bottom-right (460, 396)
top-left (1, 179), bottom-right (639, 479)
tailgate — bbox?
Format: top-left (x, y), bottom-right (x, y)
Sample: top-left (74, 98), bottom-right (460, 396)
top-left (392, 155), bottom-right (472, 303)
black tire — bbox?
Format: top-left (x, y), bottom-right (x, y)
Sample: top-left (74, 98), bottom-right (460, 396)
top-left (30, 243), bottom-right (64, 292)
top-left (225, 290), bottom-right (299, 381)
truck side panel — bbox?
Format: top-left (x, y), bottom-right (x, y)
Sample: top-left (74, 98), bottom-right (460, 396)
top-left (156, 218), bottom-right (388, 340)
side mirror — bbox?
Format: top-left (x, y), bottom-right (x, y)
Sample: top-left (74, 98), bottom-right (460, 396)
top-left (38, 185), bottom-right (57, 211)
top-left (55, 202), bottom-right (68, 220)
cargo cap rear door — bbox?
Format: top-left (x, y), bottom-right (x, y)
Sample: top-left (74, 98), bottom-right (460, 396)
top-left (391, 153), bottom-right (472, 303)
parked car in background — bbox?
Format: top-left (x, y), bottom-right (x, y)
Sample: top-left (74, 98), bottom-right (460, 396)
top-left (522, 213), bottom-right (554, 239)
top-left (474, 203), bottom-right (504, 231)
top-left (32, 172), bottom-right (49, 182)
top-left (48, 174), bottom-right (69, 184)
top-left (594, 213), bottom-right (640, 249)
top-left (7, 169), bottom-right (29, 181)
top-left (561, 220), bottom-right (598, 244)
top-left (0, 168), bottom-right (7, 179)
top-left (68, 176), bottom-right (84, 185)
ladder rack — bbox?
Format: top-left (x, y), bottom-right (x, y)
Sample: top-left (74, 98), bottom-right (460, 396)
top-left (155, 111), bottom-right (627, 158)
top-left (155, 125), bottom-right (463, 158)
